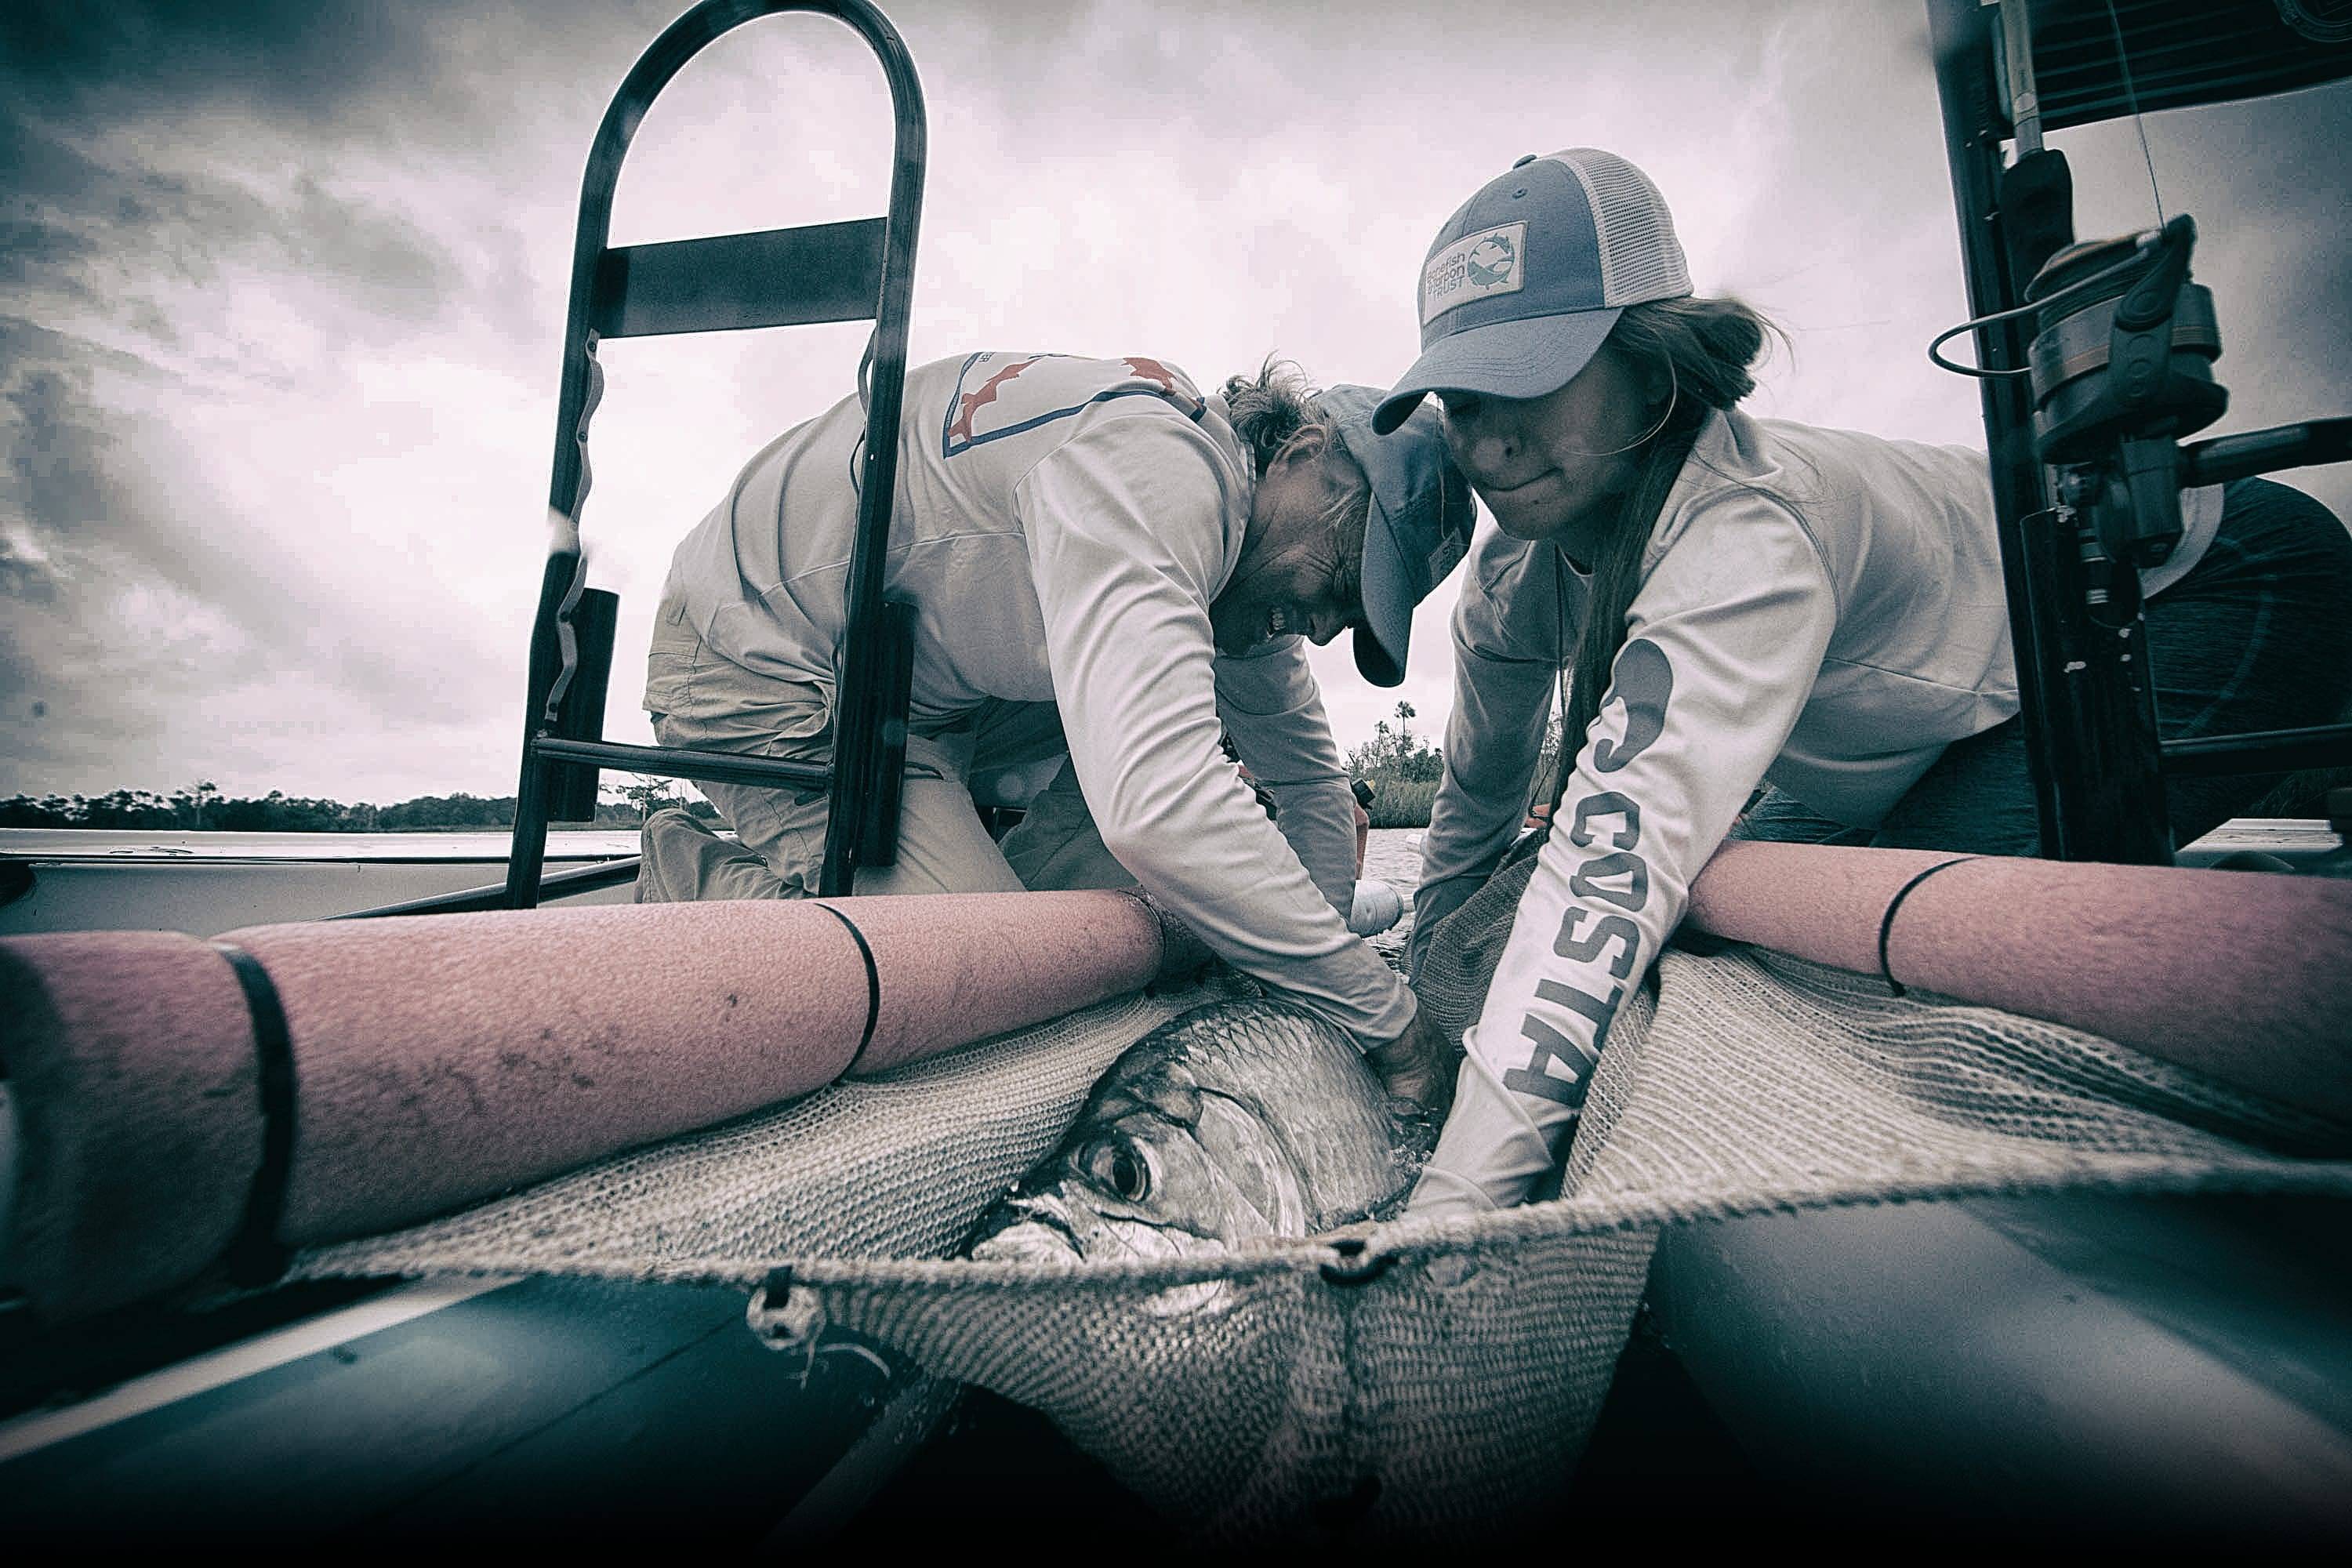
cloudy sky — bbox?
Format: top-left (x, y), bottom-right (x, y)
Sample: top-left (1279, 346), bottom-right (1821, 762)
top-left (4, 0), bottom-right (2348, 804)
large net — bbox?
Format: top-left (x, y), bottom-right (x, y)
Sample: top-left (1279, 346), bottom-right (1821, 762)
top-left (299, 856), bottom-right (2352, 1539)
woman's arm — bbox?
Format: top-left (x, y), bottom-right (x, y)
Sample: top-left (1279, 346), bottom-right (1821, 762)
top-left (1409, 537), bottom-right (1570, 975)
top-left (1411, 495), bottom-right (1839, 1214)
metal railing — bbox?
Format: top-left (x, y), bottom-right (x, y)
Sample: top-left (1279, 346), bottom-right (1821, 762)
top-left (503, 0), bottom-right (927, 909)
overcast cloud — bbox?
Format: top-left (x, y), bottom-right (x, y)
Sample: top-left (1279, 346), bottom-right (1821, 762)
top-left (3, 0), bottom-right (2347, 801)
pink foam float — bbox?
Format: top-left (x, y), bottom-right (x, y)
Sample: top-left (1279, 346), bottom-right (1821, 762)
top-left (1683, 841), bottom-right (2352, 1123)
top-left (0, 890), bottom-right (1185, 1322)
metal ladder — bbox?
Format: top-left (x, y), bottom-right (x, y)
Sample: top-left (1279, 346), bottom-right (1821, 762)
top-left (503, 0), bottom-right (924, 908)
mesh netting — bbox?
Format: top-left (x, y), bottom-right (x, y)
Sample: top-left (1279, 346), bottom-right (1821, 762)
top-left (299, 855), bottom-right (2352, 1538)
top-left (1561, 147), bottom-right (1689, 305)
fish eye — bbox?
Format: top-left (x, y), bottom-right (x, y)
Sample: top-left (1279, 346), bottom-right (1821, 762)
top-left (1085, 1138), bottom-right (1152, 1203)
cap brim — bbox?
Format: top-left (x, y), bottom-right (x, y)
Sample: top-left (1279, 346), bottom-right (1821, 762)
top-left (1352, 495), bottom-right (1414, 688)
top-left (1320, 382), bottom-right (1469, 688)
top-left (1352, 625), bottom-right (1406, 688)
top-left (1370, 307), bottom-right (1624, 434)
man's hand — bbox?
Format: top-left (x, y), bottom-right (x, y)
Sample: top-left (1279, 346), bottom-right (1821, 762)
top-left (1363, 1001), bottom-right (1458, 1113)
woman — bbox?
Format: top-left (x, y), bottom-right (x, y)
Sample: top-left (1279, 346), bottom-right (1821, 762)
top-left (1376, 149), bottom-right (2352, 1214)
top-left (641, 351), bottom-right (1470, 1094)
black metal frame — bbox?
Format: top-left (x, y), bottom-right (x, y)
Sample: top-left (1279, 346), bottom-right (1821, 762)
top-left (1927, 0), bottom-right (2352, 862)
top-left (503, 0), bottom-right (926, 909)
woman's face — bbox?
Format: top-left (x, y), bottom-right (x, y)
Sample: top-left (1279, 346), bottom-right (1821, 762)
top-left (1437, 345), bottom-right (1660, 555)
top-left (1208, 437), bottom-right (1363, 657)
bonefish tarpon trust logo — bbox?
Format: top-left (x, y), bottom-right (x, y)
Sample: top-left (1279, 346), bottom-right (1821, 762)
top-left (1466, 233), bottom-right (1516, 288)
top-left (1421, 220), bottom-right (1528, 326)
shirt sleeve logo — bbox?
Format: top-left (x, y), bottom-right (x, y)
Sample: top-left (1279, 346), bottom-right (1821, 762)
top-left (1501, 637), bottom-right (1676, 1111)
top-left (1592, 638), bottom-right (1672, 773)
top-left (941, 353), bottom-right (1205, 457)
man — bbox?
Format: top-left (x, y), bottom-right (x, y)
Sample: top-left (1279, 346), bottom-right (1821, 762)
top-left (639, 351), bottom-right (1472, 1093)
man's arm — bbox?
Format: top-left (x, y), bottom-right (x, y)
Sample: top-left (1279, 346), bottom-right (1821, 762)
top-left (1018, 413), bottom-right (1414, 1047)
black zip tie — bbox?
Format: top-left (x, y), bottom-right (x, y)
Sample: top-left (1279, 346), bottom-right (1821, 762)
top-left (811, 902), bottom-right (882, 1076)
top-left (212, 942), bottom-right (297, 1287)
top-left (1878, 857), bottom-right (1979, 998)
top-left (1319, 1235), bottom-right (1397, 1287)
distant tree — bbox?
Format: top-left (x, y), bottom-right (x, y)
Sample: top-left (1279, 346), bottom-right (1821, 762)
top-left (80, 789), bottom-right (180, 829)
top-left (376, 793), bottom-right (517, 830)
top-left (169, 779), bottom-right (221, 829)
top-left (601, 772), bottom-right (692, 823)
top-left (0, 794), bottom-right (74, 828)
top-left (1345, 700), bottom-right (1443, 786)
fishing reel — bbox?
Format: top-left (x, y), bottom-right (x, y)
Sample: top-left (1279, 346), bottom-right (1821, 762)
top-left (2024, 214), bottom-right (2226, 618)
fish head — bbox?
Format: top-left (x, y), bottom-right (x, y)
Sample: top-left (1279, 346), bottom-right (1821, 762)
top-left (971, 1057), bottom-right (1307, 1268)
top-left (966, 1000), bottom-right (1402, 1319)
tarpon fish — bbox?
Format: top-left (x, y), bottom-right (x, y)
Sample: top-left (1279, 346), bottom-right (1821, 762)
top-left (970, 1000), bottom-right (1421, 1298)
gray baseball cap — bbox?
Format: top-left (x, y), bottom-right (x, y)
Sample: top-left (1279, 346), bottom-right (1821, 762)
top-left (1319, 383), bottom-right (1472, 688)
top-left (1373, 148), bottom-right (1693, 436)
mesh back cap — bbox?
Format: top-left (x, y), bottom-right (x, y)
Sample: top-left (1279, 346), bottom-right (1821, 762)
top-left (1373, 149), bottom-right (1693, 434)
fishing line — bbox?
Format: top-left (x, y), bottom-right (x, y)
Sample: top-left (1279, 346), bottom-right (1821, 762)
top-left (1926, 241), bottom-right (2161, 379)
top-left (1930, 5), bottom-right (2174, 382)
top-left (2103, 0), bottom-right (2167, 226)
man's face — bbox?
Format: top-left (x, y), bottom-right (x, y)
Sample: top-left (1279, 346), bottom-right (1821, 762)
top-left (1208, 540), bottom-right (1360, 657)
top-left (1209, 442), bottom-right (1364, 657)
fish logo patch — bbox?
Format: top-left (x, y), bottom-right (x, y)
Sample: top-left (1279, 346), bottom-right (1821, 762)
top-left (1467, 233), bottom-right (1516, 289)
top-left (1421, 221), bottom-right (1527, 325)
top-left (941, 352), bottom-right (1206, 457)
top-left (946, 357), bottom-right (1036, 448)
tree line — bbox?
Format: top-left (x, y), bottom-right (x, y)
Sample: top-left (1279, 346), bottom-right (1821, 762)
top-left (0, 778), bottom-right (720, 833)
top-left (5, 716), bottom-right (1498, 834)
top-left (1341, 699), bottom-right (1567, 828)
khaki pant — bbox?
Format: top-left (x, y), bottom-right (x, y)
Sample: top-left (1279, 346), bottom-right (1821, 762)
top-left (638, 626), bottom-right (1131, 902)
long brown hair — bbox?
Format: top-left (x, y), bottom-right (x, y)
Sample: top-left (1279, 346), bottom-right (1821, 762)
top-left (1552, 296), bottom-right (1782, 807)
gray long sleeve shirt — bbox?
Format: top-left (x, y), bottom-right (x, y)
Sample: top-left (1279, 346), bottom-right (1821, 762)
top-left (647, 351), bottom-right (1411, 1046)
top-left (1410, 408), bottom-right (2222, 1214)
